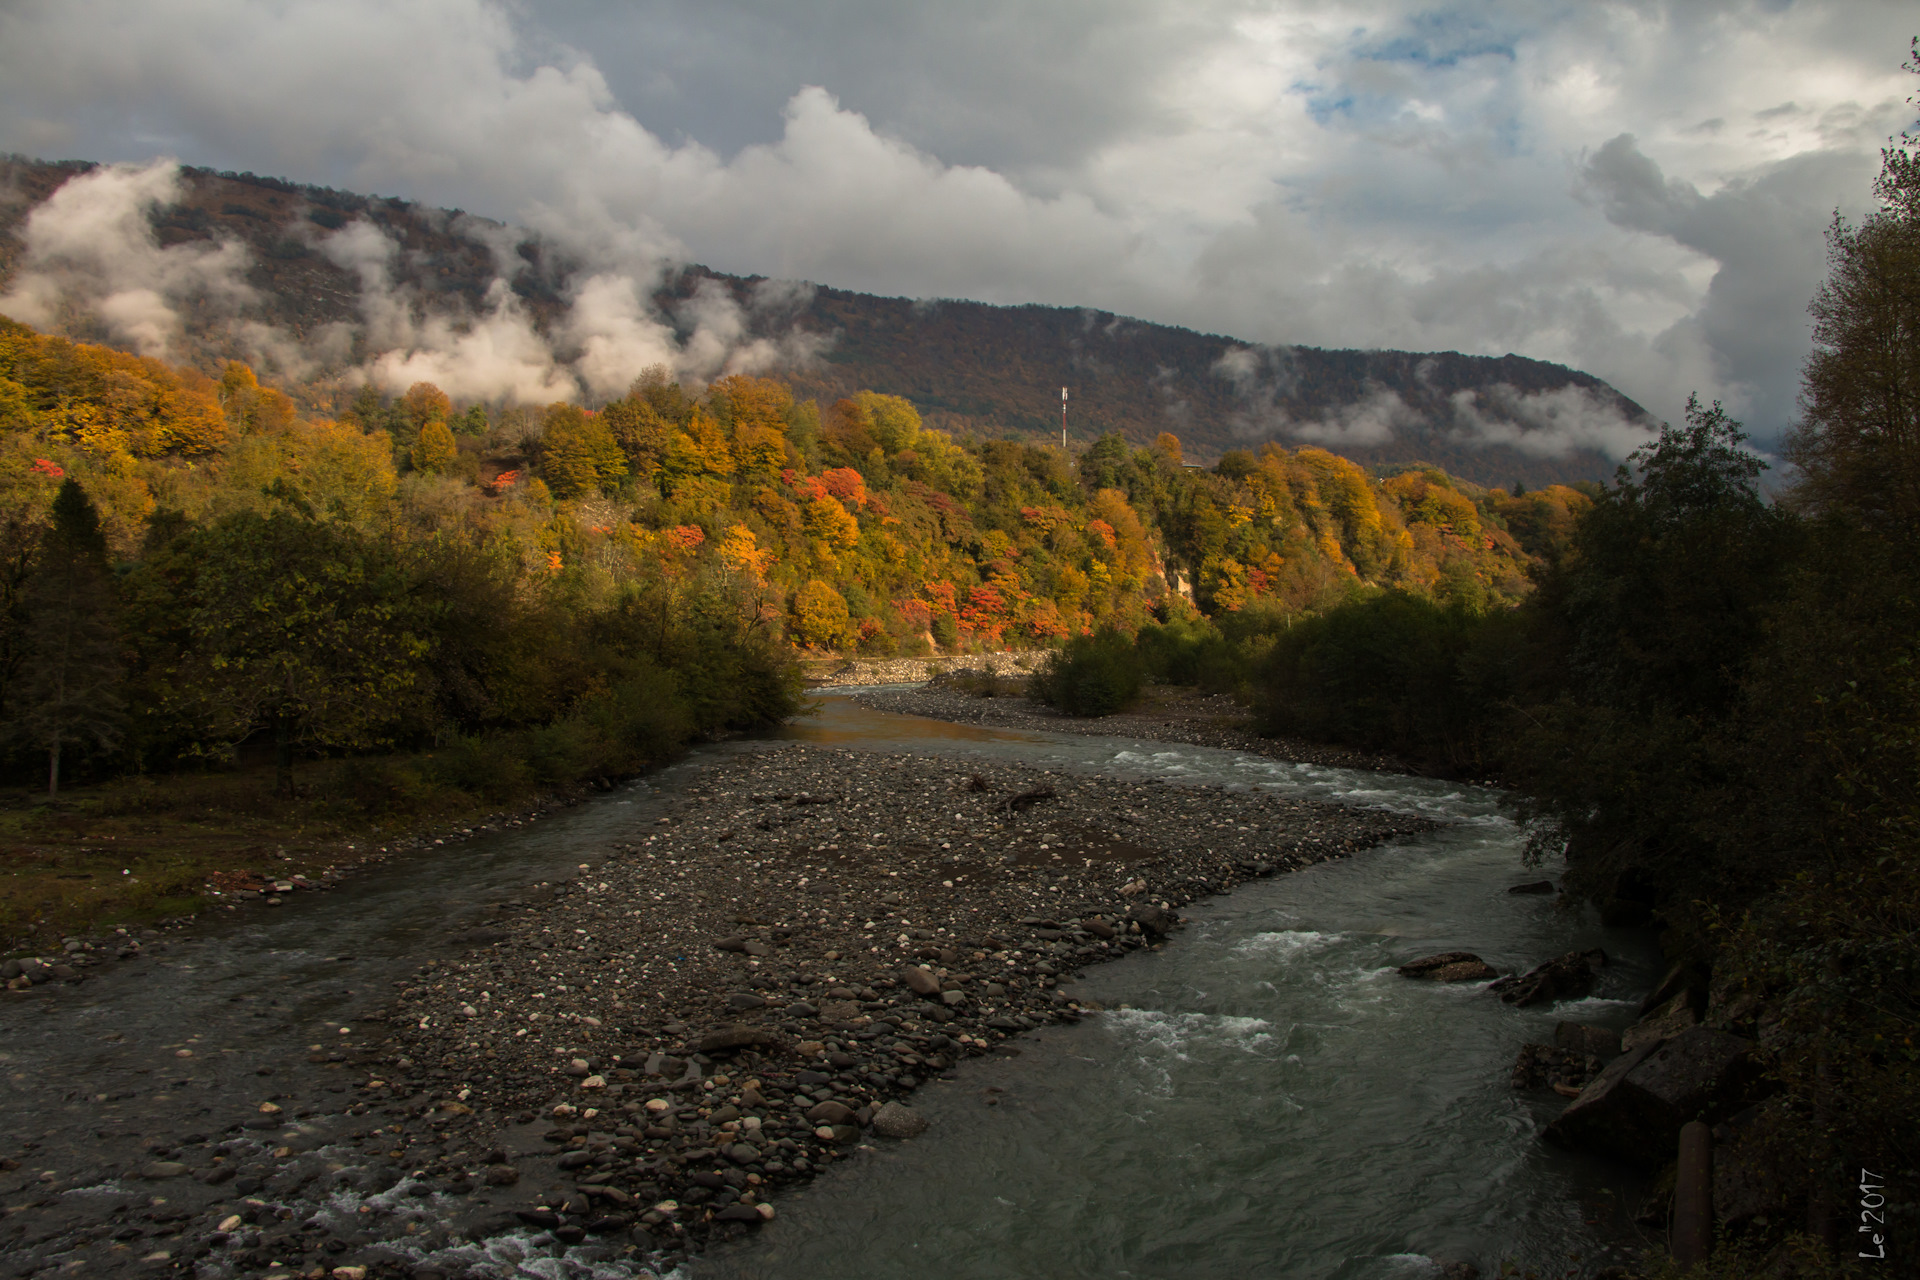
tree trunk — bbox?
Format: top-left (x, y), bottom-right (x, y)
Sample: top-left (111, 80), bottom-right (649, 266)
top-left (46, 741), bottom-right (59, 801)
top-left (274, 712), bottom-right (295, 799)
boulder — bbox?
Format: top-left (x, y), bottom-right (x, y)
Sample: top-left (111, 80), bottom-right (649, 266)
top-left (1489, 949), bottom-right (1606, 1007)
top-left (1397, 952), bottom-right (1498, 982)
top-left (870, 1101), bottom-right (929, 1138)
top-left (1637, 960), bottom-right (1707, 1017)
top-left (1511, 1043), bottom-right (1602, 1093)
top-left (1553, 1022), bottom-right (1623, 1060)
top-left (1507, 881), bottom-right (1556, 895)
top-left (1546, 1027), bottom-right (1764, 1168)
top-left (1712, 1100), bottom-right (1804, 1234)
top-left (1622, 991), bottom-right (1700, 1052)
top-left (1128, 905), bottom-right (1180, 937)
top-left (816, 1000), bottom-right (862, 1024)
top-left (805, 1100), bottom-right (856, 1126)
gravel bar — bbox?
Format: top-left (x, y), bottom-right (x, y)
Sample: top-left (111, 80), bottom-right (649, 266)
top-left (362, 744), bottom-right (1437, 1269)
top-left (856, 683), bottom-right (1411, 773)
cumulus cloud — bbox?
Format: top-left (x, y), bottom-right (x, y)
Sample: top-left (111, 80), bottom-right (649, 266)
top-left (0, 0), bottom-right (1914, 438)
top-left (1575, 133), bottom-right (1874, 433)
top-left (0, 159), bottom-right (255, 358)
top-left (1448, 383), bottom-right (1655, 461)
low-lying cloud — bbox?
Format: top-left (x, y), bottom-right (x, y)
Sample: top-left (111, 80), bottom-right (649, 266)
top-left (0, 159), bottom-right (831, 404)
top-left (1216, 344), bottom-right (1422, 448)
top-left (1214, 343), bottom-right (1657, 461)
top-left (1448, 383), bottom-right (1656, 461)
top-left (0, 159), bottom-right (254, 359)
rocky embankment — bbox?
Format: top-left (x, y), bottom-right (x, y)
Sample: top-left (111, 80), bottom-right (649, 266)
top-left (798, 653), bottom-right (1040, 688)
top-left (1400, 936), bottom-right (1805, 1248)
top-left (364, 746), bottom-right (1434, 1266)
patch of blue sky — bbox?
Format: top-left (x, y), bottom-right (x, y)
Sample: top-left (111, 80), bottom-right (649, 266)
top-left (1349, 9), bottom-right (1521, 70)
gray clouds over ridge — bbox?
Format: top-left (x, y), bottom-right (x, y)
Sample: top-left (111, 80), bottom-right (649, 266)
top-left (0, 0), bottom-right (1914, 445)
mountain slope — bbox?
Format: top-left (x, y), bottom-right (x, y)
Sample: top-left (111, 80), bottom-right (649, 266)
top-left (0, 156), bottom-right (1648, 487)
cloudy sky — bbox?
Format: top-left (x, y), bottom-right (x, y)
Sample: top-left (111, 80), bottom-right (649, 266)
top-left (1, 0), bottom-right (1914, 444)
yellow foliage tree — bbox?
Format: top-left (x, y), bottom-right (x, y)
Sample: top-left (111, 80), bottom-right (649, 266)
top-left (541, 404), bottom-right (627, 499)
top-left (409, 416), bottom-right (457, 475)
top-left (803, 494), bottom-right (860, 549)
top-left (790, 579), bottom-right (853, 649)
top-left (219, 362), bottom-right (297, 436)
top-left (664, 407), bottom-right (737, 481)
top-left (855, 391), bottom-right (921, 452)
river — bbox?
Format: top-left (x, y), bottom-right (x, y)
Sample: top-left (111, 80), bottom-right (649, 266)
top-left (0, 691), bottom-right (1655, 1279)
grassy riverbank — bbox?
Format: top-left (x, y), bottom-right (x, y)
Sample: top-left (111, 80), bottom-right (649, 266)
top-left (0, 754), bottom-right (594, 949)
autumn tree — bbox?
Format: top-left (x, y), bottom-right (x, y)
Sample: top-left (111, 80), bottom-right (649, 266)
top-left (855, 391), bottom-right (921, 452)
top-left (219, 362), bottom-right (297, 436)
top-left (1789, 52), bottom-right (1920, 541)
top-left (601, 393), bottom-right (672, 479)
top-left (399, 382), bottom-right (453, 444)
top-left (409, 415), bottom-right (458, 474)
top-left (540, 404), bottom-right (627, 499)
top-left (7, 480), bottom-right (124, 797)
top-left (790, 579), bottom-right (853, 649)
top-left (630, 364), bottom-right (693, 422)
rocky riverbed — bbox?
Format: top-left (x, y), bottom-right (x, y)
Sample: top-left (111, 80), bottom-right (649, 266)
top-left (0, 743), bottom-right (1436, 1280)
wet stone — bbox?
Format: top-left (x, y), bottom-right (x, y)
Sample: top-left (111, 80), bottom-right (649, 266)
top-left (870, 1102), bottom-right (929, 1138)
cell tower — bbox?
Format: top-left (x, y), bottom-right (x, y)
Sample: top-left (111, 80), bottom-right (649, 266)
top-left (1061, 386), bottom-right (1068, 450)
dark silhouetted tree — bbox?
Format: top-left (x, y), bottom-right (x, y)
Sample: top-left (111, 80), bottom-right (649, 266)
top-left (10, 480), bottom-right (124, 798)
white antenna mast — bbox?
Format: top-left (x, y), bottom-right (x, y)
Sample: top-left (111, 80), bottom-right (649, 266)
top-left (1061, 386), bottom-right (1068, 450)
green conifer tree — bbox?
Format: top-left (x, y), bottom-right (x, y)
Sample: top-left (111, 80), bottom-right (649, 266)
top-left (10, 480), bottom-right (124, 798)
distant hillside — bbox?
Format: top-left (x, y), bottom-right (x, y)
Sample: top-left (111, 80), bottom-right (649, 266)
top-left (719, 275), bottom-right (1642, 487)
top-left (0, 156), bottom-right (1649, 488)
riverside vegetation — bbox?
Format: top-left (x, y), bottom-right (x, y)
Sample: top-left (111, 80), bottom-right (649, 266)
top-left (1, 295), bottom-right (1586, 943)
top-left (1018, 62), bottom-right (1920, 1277)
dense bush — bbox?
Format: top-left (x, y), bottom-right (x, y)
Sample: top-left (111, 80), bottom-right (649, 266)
top-left (1252, 590), bottom-right (1495, 767)
top-left (1031, 627), bottom-right (1145, 716)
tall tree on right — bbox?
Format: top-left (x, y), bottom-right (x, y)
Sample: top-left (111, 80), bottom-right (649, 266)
top-left (1789, 37), bottom-right (1920, 539)
top-left (9, 479), bottom-right (125, 798)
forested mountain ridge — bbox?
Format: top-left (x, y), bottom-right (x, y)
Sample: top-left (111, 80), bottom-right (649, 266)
top-left (702, 273), bottom-right (1645, 487)
top-left (0, 156), bottom-right (1648, 488)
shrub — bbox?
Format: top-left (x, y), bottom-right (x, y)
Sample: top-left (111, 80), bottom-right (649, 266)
top-left (1031, 627), bottom-right (1144, 716)
top-left (428, 734), bottom-right (532, 803)
top-left (1253, 590), bottom-right (1492, 766)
